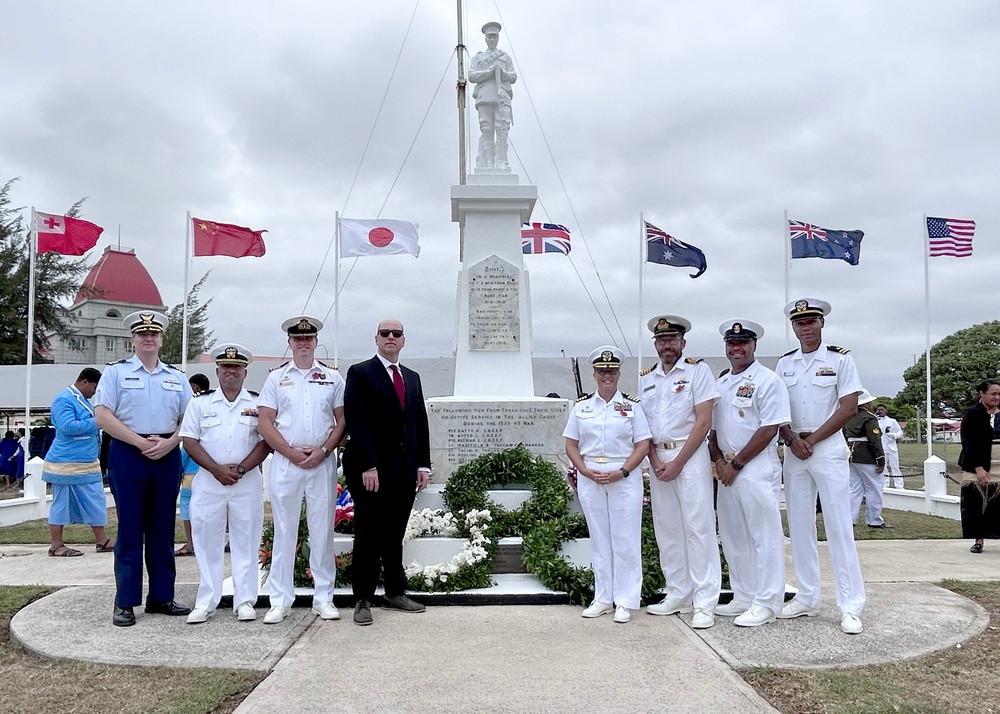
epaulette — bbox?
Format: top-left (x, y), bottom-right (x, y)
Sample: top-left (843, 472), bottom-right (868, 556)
top-left (195, 389), bottom-right (215, 397)
top-left (318, 360), bottom-right (338, 370)
top-left (269, 360), bottom-right (290, 372)
top-left (164, 363), bottom-right (183, 371)
top-left (621, 393), bottom-right (640, 403)
top-left (640, 364), bottom-right (656, 376)
top-left (827, 345), bottom-right (850, 354)
top-left (107, 359), bottom-right (128, 365)
top-left (781, 348), bottom-right (797, 357)
top-left (684, 357), bottom-right (704, 364)
top-left (248, 389), bottom-right (259, 397)
top-left (576, 392), bottom-right (594, 402)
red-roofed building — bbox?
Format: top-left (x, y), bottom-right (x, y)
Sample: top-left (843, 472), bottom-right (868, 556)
top-left (46, 246), bottom-right (168, 364)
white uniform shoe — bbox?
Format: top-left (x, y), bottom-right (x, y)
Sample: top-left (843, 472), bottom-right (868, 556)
top-left (613, 606), bottom-right (630, 624)
top-left (714, 599), bottom-right (751, 617)
top-left (777, 599), bottom-right (820, 619)
top-left (582, 601), bottom-right (615, 618)
top-left (186, 608), bottom-right (210, 624)
top-left (646, 599), bottom-right (693, 616)
top-left (841, 613), bottom-right (863, 634)
top-left (311, 602), bottom-right (341, 620)
top-left (263, 606), bottom-right (291, 624)
top-left (690, 608), bottom-right (715, 629)
top-left (734, 605), bottom-right (776, 627)
top-left (236, 602), bottom-right (256, 621)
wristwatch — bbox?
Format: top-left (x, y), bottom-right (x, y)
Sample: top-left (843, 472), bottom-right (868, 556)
top-left (729, 459), bottom-right (744, 471)
top-left (782, 436), bottom-right (794, 447)
top-left (620, 467), bottom-right (629, 478)
top-left (321, 447), bottom-right (331, 459)
top-left (236, 465), bottom-right (246, 475)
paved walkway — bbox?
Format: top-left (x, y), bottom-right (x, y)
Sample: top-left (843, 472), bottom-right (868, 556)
top-left (3, 539), bottom-right (999, 713)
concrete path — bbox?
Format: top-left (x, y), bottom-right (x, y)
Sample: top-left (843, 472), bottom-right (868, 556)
top-left (3, 539), bottom-right (999, 713)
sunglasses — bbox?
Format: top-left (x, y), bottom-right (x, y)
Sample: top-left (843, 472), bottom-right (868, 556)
top-left (378, 329), bottom-right (404, 338)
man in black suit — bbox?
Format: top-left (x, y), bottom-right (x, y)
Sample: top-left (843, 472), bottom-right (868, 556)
top-left (343, 318), bottom-right (431, 625)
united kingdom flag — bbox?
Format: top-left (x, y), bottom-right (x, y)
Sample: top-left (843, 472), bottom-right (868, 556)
top-left (521, 223), bottom-right (571, 255)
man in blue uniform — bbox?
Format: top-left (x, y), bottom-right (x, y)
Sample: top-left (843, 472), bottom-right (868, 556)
top-left (95, 311), bottom-right (193, 627)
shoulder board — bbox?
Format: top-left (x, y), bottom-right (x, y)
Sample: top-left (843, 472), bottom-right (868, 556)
top-left (621, 393), bottom-right (640, 403)
top-left (269, 360), bottom-right (290, 372)
top-left (317, 360), bottom-right (338, 370)
top-left (248, 390), bottom-right (259, 397)
top-left (106, 359), bottom-right (128, 365)
top-left (684, 357), bottom-right (704, 364)
top-left (164, 363), bottom-right (184, 372)
top-left (640, 364), bottom-right (656, 376)
top-left (196, 389), bottom-right (215, 397)
top-left (827, 345), bottom-right (850, 354)
top-left (781, 348), bottom-right (797, 357)
top-left (576, 393), bottom-right (594, 402)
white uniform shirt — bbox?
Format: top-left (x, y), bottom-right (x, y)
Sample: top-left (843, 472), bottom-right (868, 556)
top-left (775, 342), bottom-right (862, 431)
top-left (713, 361), bottom-right (790, 454)
top-left (94, 355), bottom-right (193, 434)
top-left (257, 361), bottom-right (345, 448)
top-left (877, 415), bottom-right (902, 453)
top-left (563, 390), bottom-right (652, 460)
top-left (638, 358), bottom-right (719, 442)
top-left (179, 388), bottom-right (262, 466)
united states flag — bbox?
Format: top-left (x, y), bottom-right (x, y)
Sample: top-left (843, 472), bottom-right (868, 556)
top-left (521, 223), bottom-right (571, 255)
top-left (927, 216), bottom-right (975, 258)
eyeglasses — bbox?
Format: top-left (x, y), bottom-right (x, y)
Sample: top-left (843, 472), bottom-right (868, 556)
top-left (378, 329), bottom-right (404, 338)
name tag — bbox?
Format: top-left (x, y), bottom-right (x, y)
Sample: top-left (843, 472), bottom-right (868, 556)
top-left (121, 378), bottom-right (144, 389)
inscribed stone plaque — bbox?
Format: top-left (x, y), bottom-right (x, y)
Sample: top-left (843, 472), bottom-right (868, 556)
top-left (427, 398), bottom-right (570, 482)
top-left (468, 255), bottom-right (519, 351)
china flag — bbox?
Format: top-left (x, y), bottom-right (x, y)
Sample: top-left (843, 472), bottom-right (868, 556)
top-left (35, 212), bottom-right (103, 255)
top-left (192, 217), bottom-right (267, 258)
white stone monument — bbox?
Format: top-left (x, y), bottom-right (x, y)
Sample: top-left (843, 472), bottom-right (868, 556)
top-left (426, 26), bottom-right (570, 480)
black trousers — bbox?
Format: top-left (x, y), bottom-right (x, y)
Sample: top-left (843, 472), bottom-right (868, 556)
top-left (347, 473), bottom-right (417, 599)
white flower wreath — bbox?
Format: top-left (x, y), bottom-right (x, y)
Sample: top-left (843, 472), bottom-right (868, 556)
top-left (403, 508), bottom-right (492, 588)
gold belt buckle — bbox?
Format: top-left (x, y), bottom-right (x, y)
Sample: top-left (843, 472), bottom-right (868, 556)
top-left (594, 456), bottom-right (608, 464)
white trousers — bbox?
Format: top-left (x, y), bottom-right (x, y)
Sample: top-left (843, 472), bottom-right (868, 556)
top-left (267, 454), bottom-right (336, 608)
top-left (191, 468), bottom-right (263, 612)
top-left (716, 449), bottom-right (785, 613)
top-left (648, 444), bottom-right (721, 612)
top-left (579, 460), bottom-right (642, 609)
top-left (849, 462), bottom-right (885, 527)
top-left (883, 450), bottom-right (904, 489)
top-left (783, 436), bottom-right (865, 616)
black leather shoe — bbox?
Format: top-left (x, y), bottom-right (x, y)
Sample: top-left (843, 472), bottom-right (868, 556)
top-left (145, 600), bottom-right (191, 616)
top-left (382, 595), bottom-right (426, 613)
top-left (354, 599), bottom-right (373, 626)
top-left (113, 606), bottom-right (136, 627)
top-left (868, 523), bottom-right (894, 529)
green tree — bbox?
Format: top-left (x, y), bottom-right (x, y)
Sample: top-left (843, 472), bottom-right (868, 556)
top-left (161, 271), bottom-right (215, 364)
top-left (896, 321), bottom-right (1000, 417)
top-left (0, 179), bottom-right (95, 364)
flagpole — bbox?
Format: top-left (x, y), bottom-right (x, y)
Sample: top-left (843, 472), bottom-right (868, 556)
top-left (638, 213), bottom-right (645, 387)
top-left (181, 212), bottom-right (192, 373)
top-left (922, 214), bottom-right (932, 458)
top-left (25, 208), bottom-right (38, 434)
top-left (783, 209), bottom-right (790, 346)
top-left (334, 212), bottom-right (341, 371)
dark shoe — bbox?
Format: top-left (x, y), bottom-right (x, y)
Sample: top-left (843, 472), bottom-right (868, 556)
top-left (145, 600), bottom-right (191, 616)
top-left (113, 606), bottom-right (136, 627)
top-left (175, 544), bottom-right (195, 556)
top-left (971, 543), bottom-right (984, 554)
top-left (48, 545), bottom-right (84, 557)
top-left (381, 595), bottom-right (426, 613)
top-left (354, 600), bottom-right (373, 626)
top-left (868, 523), bottom-right (894, 529)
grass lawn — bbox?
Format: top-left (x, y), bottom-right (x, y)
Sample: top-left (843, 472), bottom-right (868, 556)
top-left (744, 580), bottom-right (1000, 714)
top-left (0, 586), bottom-right (264, 714)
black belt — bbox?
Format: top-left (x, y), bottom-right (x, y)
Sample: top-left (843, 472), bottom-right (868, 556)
top-left (135, 433), bottom-right (174, 439)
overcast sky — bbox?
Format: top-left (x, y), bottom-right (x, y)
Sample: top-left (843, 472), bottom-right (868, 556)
top-left (2, 0), bottom-right (996, 398)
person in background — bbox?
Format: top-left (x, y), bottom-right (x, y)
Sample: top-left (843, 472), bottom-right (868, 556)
top-left (564, 346), bottom-right (651, 624)
top-left (176, 372), bottom-right (211, 557)
top-left (875, 404), bottom-right (904, 489)
top-left (845, 390), bottom-right (888, 529)
top-left (959, 379), bottom-right (1000, 554)
top-left (0, 431), bottom-right (18, 490)
top-left (43, 368), bottom-right (115, 557)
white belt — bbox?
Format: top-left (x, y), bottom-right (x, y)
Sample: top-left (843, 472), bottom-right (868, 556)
top-left (582, 456), bottom-right (627, 464)
top-left (846, 437), bottom-right (867, 443)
